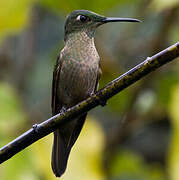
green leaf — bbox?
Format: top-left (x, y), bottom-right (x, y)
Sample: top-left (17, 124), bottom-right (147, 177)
top-left (0, 0), bottom-right (35, 42)
top-left (168, 85), bottom-right (179, 180)
top-left (38, 0), bottom-right (140, 14)
top-left (0, 82), bottom-right (26, 144)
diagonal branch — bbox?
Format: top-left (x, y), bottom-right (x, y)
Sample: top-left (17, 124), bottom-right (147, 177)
top-left (0, 42), bottom-right (179, 164)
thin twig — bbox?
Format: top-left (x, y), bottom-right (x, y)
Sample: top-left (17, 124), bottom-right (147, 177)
top-left (0, 42), bottom-right (179, 164)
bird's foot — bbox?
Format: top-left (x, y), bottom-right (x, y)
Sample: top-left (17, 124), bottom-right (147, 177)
top-left (89, 92), bottom-right (107, 107)
top-left (32, 124), bottom-right (39, 133)
top-left (98, 98), bottom-right (107, 107)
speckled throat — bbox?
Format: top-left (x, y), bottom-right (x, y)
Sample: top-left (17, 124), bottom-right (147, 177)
top-left (64, 28), bottom-right (99, 62)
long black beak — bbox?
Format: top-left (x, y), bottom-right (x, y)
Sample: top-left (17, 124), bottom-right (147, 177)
top-left (102, 17), bottom-right (141, 23)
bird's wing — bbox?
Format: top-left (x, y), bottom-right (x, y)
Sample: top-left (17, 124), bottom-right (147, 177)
top-left (51, 54), bottom-right (87, 177)
top-left (51, 54), bottom-right (63, 115)
top-left (94, 60), bottom-right (102, 92)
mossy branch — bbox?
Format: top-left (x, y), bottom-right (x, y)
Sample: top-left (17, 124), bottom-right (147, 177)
top-left (0, 42), bottom-right (179, 164)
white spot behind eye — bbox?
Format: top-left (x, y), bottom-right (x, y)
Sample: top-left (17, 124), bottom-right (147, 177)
top-left (76, 15), bottom-right (81, 21)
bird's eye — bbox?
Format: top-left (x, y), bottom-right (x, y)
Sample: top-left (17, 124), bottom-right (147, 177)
top-left (76, 15), bottom-right (90, 22)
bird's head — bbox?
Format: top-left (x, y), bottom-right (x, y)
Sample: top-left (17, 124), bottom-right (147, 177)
top-left (64, 10), bottom-right (141, 41)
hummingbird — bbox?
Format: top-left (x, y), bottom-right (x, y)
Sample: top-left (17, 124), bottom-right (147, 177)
top-left (51, 10), bottom-right (140, 177)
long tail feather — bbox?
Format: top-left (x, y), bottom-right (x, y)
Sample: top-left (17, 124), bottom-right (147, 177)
top-left (51, 113), bottom-right (87, 177)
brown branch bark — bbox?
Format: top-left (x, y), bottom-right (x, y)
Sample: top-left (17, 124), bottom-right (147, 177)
top-left (0, 42), bottom-right (178, 164)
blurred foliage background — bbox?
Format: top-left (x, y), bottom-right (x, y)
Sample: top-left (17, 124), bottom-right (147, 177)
top-left (0, 0), bottom-right (179, 179)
